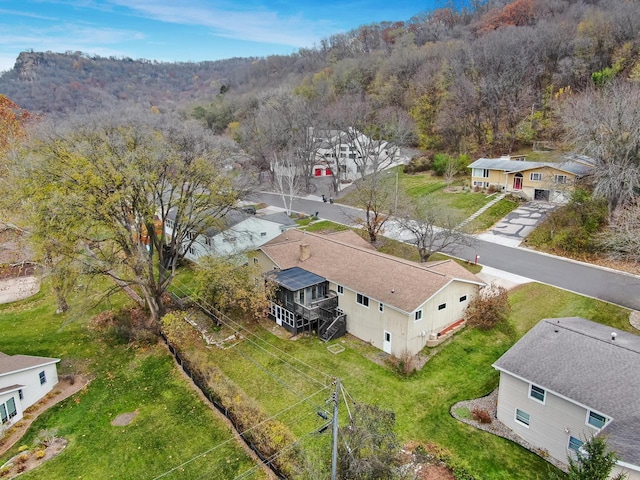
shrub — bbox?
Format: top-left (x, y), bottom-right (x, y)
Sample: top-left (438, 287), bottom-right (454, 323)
top-left (394, 350), bottom-right (417, 376)
top-left (17, 453), bottom-right (29, 463)
top-left (404, 156), bottom-right (431, 174)
top-left (465, 283), bottom-right (511, 330)
top-left (18, 445), bottom-right (29, 452)
top-left (432, 153), bottom-right (453, 176)
top-left (471, 407), bottom-right (492, 424)
top-left (35, 450), bottom-right (46, 460)
top-left (90, 307), bottom-right (157, 345)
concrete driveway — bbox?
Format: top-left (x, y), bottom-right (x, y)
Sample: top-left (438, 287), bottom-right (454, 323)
top-left (476, 201), bottom-right (557, 247)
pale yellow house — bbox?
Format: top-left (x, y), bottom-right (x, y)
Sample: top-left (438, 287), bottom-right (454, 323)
top-left (251, 230), bottom-right (484, 357)
top-left (468, 155), bottom-right (593, 202)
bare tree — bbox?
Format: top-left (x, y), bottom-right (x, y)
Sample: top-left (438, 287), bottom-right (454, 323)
top-left (397, 197), bottom-right (471, 262)
top-left (561, 81), bottom-right (640, 219)
top-left (599, 199), bottom-right (640, 264)
top-left (271, 149), bottom-right (302, 215)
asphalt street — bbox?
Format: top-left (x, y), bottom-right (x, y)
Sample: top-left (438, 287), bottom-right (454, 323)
top-left (251, 191), bottom-right (640, 311)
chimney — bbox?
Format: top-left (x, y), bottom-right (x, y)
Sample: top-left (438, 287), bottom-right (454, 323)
top-left (299, 243), bottom-right (311, 262)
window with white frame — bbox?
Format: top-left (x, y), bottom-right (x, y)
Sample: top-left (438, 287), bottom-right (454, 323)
top-left (414, 310), bottom-right (423, 321)
top-left (253, 258), bottom-right (258, 264)
top-left (555, 174), bottom-right (568, 184)
top-left (473, 181), bottom-right (484, 187)
top-left (459, 295), bottom-right (467, 302)
top-left (356, 293), bottom-right (369, 307)
top-left (438, 303), bottom-right (446, 311)
top-left (39, 370), bottom-right (46, 385)
top-left (515, 408), bottom-right (530, 427)
top-left (588, 411), bottom-right (607, 429)
top-left (261, 232), bottom-right (267, 237)
top-left (337, 285), bottom-right (344, 295)
top-left (530, 172), bottom-right (542, 182)
top-left (0, 398), bottom-right (17, 424)
top-left (568, 436), bottom-right (584, 452)
top-left (473, 168), bottom-right (490, 178)
top-left (529, 385), bottom-right (545, 403)
top-left (379, 303), bottom-right (384, 313)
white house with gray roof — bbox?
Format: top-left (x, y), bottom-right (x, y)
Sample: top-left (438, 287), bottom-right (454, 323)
top-left (0, 352), bottom-right (60, 427)
top-left (165, 209), bottom-right (297, 263)
top-left (493, 317), bottom-right (640, 479)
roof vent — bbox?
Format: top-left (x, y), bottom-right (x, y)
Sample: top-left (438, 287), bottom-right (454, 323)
top-left (611, 332), bottom-right (617, 341)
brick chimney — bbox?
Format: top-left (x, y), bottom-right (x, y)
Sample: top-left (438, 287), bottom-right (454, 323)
top-left (299, 243), bottom-right (311, 262)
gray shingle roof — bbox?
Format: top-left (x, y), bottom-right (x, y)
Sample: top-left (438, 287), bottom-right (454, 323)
top-left (468, 157), bottom-right (592, 176)
top-left (493, 317), bottom-right (640, 467)
top-left (0, 354), bottom-right (60, 377)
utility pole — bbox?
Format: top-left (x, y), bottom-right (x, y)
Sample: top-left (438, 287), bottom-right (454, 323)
top-left (331, 378), bottom-right (340, 480)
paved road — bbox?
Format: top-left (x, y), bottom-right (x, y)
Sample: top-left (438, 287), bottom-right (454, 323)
top-left (251, 192), bottom-right (640, 311)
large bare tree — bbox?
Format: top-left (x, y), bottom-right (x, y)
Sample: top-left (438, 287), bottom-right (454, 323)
top-left (9, 108), bottom-right (242, 324)
top-left (561, 81), bottom-right (640, 219)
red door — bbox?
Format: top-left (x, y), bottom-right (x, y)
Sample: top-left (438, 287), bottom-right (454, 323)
top-left (315, 168), bottom-right (322, 176)
top-left (325, 167), bottom-right (332, 176)
top-left (513, 176), bottom-right (523, 190)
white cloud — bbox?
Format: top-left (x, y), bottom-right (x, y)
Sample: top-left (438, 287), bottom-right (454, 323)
top-left (107, 0), bottom-right (333, 47)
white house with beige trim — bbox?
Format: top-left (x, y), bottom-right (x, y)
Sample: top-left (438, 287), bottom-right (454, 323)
top-left (0, 352), bottom-right (60, 427)
top-left (252, 230), bottom-right (484, 357)
top-left (493, 317), bottom-right (640, 479)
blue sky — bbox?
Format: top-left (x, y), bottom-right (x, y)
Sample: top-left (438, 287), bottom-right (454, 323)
top-left (0, 0), bottom-right (461, 73)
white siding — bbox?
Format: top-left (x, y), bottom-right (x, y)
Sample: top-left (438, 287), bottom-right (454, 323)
top-left (496, 372), bottom-right (600, 465)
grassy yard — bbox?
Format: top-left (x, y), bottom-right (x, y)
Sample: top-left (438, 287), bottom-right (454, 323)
top-left (167, 280), bottom-right (630, 480)
top-left (0, 283), bottom-right (263, 480)
top-left (337, 167), bottom-right (519, 231)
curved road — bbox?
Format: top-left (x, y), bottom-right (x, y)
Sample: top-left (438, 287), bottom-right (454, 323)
top-left (251, 192), bottom-right (640, 311)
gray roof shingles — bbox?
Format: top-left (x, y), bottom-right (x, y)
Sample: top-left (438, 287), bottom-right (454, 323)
top-left (493, 317), bottom-right (640, 466)
top-left (0, 353), bottom-right (60, 377)
top-left (468, 157), bottom-right (592, 176)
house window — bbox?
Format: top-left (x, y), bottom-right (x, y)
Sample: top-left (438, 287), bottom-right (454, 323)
top-left (187, 246), bottom-right (195, 255)
top-left (473, 168), bottom-right (490, 178)
top-left (0, 404), bottom-right (7, 424)
top-left (473, 181), bottom-right (484, 187)
top-left (253, 258), bottom-right (258, 264)
top-left (530, 172), bottom-right (542, 181)
top-left (18, 389), bottom-right (23, 400)
top-left (555, 174), bottom-right (568, 184)
top-left (588, 411), bottom-right (607, 429)
top-left (568, 436), bottom-right (584, 452)
top-left (39, 371), bottom-right (46, 385)
top-left (414, 310), bottom-right (423, 321)
top-left (261, 232), bottom-right (267, 237)
top-left (438, 303), bottom-right (446, 311)
top-left (299, 291), bottom-right (305, 304)
top-left (379, 303), bottom-right (384, 313)
top-left (459, 295), bottom-right (467, 302)
top-left (356, 293), bottom-right (369, 307)
top-left (515, 408), bottom-right (530, 427)
top-left (337, 285), bottom-right (344, 295)
top-left (6, 398), bottom-right (16, 420)
top-left (529, 385), bottom-right (545, 403)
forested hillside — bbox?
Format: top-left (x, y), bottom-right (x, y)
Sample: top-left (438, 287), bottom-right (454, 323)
top-left (1, 0), bottom-right (639, 156)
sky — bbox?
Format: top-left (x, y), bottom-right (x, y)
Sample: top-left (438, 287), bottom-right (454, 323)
top-left (0, 0), bottom-right (462, 73)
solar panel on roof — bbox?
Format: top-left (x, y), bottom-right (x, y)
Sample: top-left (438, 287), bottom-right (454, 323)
top-left (270, 267), bottom-right (326, 290)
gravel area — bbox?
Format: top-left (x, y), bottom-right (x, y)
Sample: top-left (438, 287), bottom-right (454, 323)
top-left (450, 389), bottom-right (567, 473)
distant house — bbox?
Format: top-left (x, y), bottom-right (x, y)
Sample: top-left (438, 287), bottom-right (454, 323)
top-left (0, 352), bottom-right (60, 427)
top-left (311, 128), bottom-right (402, 183)
top-left (252, 230), bottom-right (484, 356)
top-left (468, 155), bottom-right (593, 202)
top-left (493, 317), bottom-right (640, 479)
top-left (165, 209), bottom-right (297, 263)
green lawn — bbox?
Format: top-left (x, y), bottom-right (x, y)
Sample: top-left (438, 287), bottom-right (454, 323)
top-left (336, 167), bottom-right (518, 229)
top-left (0, 282), bottom-right (263, 480)
top-left (168, 281), bottom-right (630, 479)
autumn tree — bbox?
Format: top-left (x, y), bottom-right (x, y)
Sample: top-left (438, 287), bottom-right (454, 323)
top-left (193, 256), bottom-right (273, 319)
top-left (465, 283), bottom-right (511, 330)
top-left (599, 199), bottom-right (640, 264)
top-left (561, 81), bottom-right (640, 219)
top-left (9, 108), bottom-right (242, 325)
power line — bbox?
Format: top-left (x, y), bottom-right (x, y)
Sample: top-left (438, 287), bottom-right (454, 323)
top-left (169, 278), bottom-right (332, 387)
top-left (151, 386), bottom-right (331, 480)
